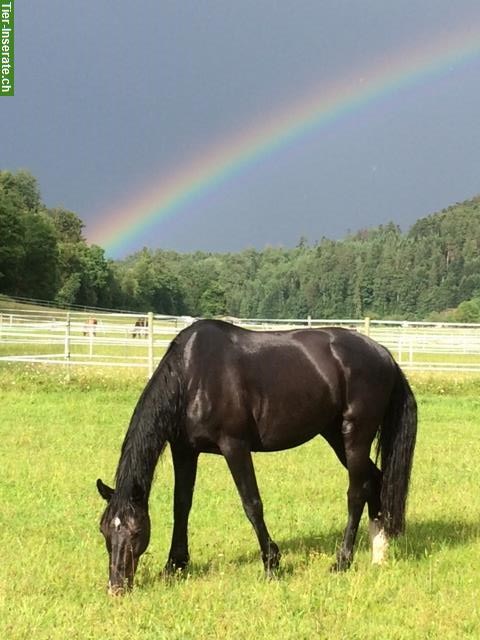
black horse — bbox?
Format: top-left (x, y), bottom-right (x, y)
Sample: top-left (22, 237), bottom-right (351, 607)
top-left (97, 319), bottom-right (417, 594)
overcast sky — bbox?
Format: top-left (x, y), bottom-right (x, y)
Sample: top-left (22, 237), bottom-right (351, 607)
top-left (2, 1), bottom-right (480, 257)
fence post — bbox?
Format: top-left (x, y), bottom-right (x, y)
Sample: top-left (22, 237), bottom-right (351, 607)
top-left (87, 318), bottom-right (95, 358)
top-left (364, 317), bottom-right (370, 337)
top-left (307, 314), bottom-right (312, 327)
top-left (148, 311), bottom-right (154, 378)
top-left (64, 312), bottom-right (71, 381)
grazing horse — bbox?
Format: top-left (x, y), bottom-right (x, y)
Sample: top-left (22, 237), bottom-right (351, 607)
top-left (97, 319), bottom-right (417, 594)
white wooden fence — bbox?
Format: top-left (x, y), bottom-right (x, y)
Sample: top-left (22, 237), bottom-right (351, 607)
top-left (0, 309), bottom-right (193, 377)
top-left (1, 309), bottom-right (480, 375)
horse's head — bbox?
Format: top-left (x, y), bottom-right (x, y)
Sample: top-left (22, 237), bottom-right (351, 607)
top-left (96, 479), bottom-right (151, 595)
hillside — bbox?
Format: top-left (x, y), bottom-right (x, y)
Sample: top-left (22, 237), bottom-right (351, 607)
top-left (1, 169), bottom-right (480, 319)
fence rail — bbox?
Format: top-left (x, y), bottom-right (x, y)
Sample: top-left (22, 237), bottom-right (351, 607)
top-left (1, 309), bottom-right (480, 375)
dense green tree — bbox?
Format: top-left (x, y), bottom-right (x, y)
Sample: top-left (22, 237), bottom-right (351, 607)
top-left (20, 212), bottom-right (58, 299)
top-left (55, 272), bottom-right (82, 306)
top-left (200, 282), bottom-right (227, 316)
top-left (0, 170), bottom-right (58, 297)
top-left (48, 207), bottom-right (84, 243)
top-left (454, 298), bottom-right (480, 322)
top-left (0, 188), bottom-right (26, 293)
top-left (0, 169), bottom-right (42, 212)
top-left (75, 245), bottom-right (111, 307)
top-left (111, 249), bottom-right (185, 313)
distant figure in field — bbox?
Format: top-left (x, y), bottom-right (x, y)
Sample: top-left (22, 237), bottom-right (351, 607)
top-left (83, 316), bottom-right (97, 337)
top-left (132, 317), bottom-right (147, 338)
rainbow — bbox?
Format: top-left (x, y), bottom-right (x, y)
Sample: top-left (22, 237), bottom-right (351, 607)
top-left (88, 24), bottom-right (480, 257)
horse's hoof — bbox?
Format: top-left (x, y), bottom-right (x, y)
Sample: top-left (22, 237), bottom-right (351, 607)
top-left (264, 563), bottom-right (281, 580)
top-left (330, 560), bottom-right (350, 573)
top-left (163, 560), bottom-right (189, 578)
top-left (263, 557), bottom-right (281, 578)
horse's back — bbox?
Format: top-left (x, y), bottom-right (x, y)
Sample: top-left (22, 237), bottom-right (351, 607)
top-left (175, 320), bottom-right (396, 452)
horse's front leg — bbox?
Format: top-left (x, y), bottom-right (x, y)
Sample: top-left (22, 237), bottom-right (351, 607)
top-left (164, 444), bottom-right (198, 574)
top-left (221, 438), bottom-right (280, 575)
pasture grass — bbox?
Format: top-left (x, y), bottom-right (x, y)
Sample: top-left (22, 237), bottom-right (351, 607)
top-left (0, 365), bottom-right (479, 639)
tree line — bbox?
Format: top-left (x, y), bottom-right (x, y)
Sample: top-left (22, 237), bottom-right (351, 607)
top-left (1, 169), bottom-right (480, 321)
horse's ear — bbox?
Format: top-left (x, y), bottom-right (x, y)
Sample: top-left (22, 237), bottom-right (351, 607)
top-left (97, 478), bottom-right (114, 502)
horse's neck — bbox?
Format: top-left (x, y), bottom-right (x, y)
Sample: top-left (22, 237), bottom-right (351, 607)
top-left (114, 355), bottom-right (178, 501)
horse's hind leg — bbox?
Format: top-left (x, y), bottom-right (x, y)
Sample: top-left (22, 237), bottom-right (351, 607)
top-left (221, 439), bottom-right (280, 575)
top-left (324, 424), bottom-right (387, 567)
top-left (366, 462), bottom-right (388, 565)
top-left (332, 419), bottom-right (374, 572)
top-left (165, 444), bottom-right (198, 574)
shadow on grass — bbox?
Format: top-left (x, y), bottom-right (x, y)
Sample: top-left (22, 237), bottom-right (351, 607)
top-left (137, 516), bottom-right (479, 588)
top-left (400, 517), bottom-right (480, 560)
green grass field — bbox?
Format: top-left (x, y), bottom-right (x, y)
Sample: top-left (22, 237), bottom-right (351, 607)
top-left (0, 366), bottom-right (479, 639)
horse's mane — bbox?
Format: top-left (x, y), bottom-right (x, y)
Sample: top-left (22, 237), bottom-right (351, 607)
top-left (113, 339), bottom-right (185, 504)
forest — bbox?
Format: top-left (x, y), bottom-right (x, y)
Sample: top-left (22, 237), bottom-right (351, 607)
top-left (1, 169), bottom-right (480, 321)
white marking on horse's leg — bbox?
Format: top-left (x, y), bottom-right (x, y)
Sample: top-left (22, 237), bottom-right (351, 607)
top-left (369, 519), bottom-right (388, 565)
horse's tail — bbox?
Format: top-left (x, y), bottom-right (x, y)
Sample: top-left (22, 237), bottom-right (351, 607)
top-left (377, 363), bottom-right (417, 537)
